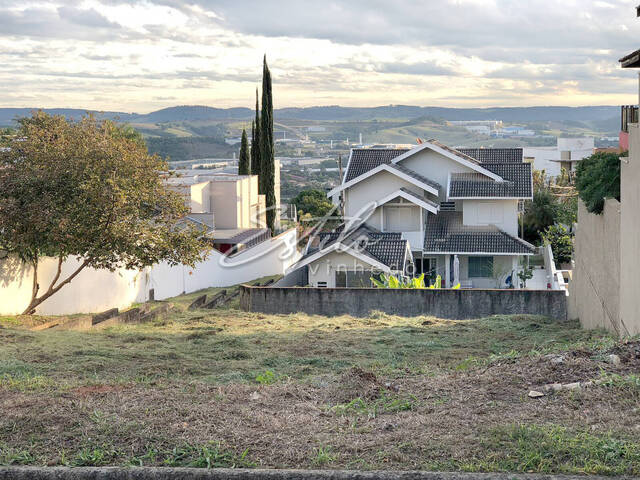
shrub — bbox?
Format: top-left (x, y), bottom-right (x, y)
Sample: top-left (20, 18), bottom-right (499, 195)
top-left (575, 151), bottom-right (624, 214)
top-left (543, 224), bottom-right (573, 265)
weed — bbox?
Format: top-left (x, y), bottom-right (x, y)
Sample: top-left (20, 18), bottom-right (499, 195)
top-left (331, 391), bottom-right (418, 418)
top-left (599, 372), bottom-right (640, 393)
top-left (480, 424), bottom-right (640, 475)
top-left (255, 370), bottom-right (277, 385)
top-left (163, 442), bottom-right (252, 468)
top-left (312, 446), bottom-right (336, 466)
top-left (72, 446), bottom-right (117, 466)
top-left (0, 446), bottom-right (34, 465)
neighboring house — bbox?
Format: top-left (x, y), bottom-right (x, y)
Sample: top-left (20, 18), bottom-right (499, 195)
top-left (169, 172), bottom-right (271, 254)
top-left (524, 137), bottom-right (595, 177)
top-left (286, 141), bottom-right (535, 288)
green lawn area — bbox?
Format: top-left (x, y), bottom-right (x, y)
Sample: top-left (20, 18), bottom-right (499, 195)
top-left (1, 290), bottom-right (639, 474)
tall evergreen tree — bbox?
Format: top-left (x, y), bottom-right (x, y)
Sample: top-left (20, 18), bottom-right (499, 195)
top-left (251, 89), bottom-right (261, 179)
top-left (260, 55), bottom-right (276, 233)
top-left (238, 128), bottom-right (250, 175)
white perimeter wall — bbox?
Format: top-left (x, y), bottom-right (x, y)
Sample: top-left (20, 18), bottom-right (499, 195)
top-left (0, 229), bottom-right (299, 316)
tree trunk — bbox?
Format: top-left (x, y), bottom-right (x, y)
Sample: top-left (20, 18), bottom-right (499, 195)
top-left (21, 257), bottom-right (89, 315)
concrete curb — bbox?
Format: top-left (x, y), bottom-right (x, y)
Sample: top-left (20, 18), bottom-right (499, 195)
top-left (0, 467), bottom-right (626, 480)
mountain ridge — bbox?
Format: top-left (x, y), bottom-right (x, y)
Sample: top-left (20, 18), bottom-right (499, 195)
top-left (0, 104), bottom-right (620, 125)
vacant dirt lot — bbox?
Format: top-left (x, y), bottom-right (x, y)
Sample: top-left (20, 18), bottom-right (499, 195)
top-left (1, 295), bottom-right (639, 475)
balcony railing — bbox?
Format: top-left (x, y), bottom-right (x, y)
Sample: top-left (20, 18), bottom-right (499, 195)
top-left (621, 105), bottom-right (638, 133)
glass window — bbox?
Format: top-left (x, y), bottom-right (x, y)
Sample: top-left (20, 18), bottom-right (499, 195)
top-left (469, 256), bottom-right (493, 278)
top-left (347, 271), bottom-right (374, 287)
top-left (335, 271), bottom-right (346, 288)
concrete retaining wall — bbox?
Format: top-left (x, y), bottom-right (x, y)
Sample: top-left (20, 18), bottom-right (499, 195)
top-left (240, 286), bottom-right (567, 320)
top-left (569, 199), bottom-right (622, 335)
top-left (0, 467), bottom-right (616, 480)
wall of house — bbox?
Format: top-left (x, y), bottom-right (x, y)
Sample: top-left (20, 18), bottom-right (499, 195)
top-left (569, 199), bottom-right (622, 335)
top-left (620, 124), bottom-right (640, 336)
top-left (210, 179), bottom-right (240, 228)
top-left (306, 251), bottom-right (382, 288)
top-left (383, 204), bottom-right (421, 232)
top-left (344, 170), bottom-right (421, 222)
top-left (240, 285), bottom-right (568, 321)
top-left (462, 199), bottom-right (519, 236)
top-left (400, 149), bottom-right (474, 200)
top-left (190, 181), bottom-right (211, 213)
top-left (0, 229), bottom-right (299, 315)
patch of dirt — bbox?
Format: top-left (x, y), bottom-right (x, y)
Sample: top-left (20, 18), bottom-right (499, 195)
top-left (1, 343), bottom-right (639, 470)
top-left (72, 384), bottom-right (127, 397)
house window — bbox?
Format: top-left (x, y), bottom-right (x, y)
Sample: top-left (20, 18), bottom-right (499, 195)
top-left (335, 271), bottom-right (346, 288)
top-left (469, 256), bottom-right (493, 278)
top-left (347, 271), bottom-right (374, 287)
top-left (317, 281), bottom-right (328, 288)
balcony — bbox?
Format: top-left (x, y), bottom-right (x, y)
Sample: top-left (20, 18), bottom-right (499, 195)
top-left (621, 105), bottom-right (638, 133)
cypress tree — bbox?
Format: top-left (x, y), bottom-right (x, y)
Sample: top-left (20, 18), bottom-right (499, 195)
top-left (260, 55), bottom-right (276, 233)
top-left (238, 128), bottom-right (250, 175)
top-left (251, 89), bottom-right (261, 180)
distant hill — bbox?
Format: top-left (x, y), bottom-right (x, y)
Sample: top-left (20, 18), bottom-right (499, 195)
top-left (0, 108), bottom-right (133, 125)
top-left (0, 104), bottom-right (620, 126)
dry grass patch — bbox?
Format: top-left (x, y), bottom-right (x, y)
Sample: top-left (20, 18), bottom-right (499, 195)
top-left (1, 297), bottom-right (638, 474)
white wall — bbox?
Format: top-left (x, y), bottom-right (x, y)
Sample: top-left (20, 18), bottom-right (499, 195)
top-left (620, 124), bottom-right (640, 336)
top-left (524, 138), bottom-right (594, 177)
top-left (0, 229), bottom-right (299, 315)
top-left (462, 199), bottom-right (519, 236)
top-left (0, 256), bottom-right (143, 316)
top-left (345, 170), bottom-right (421, 221)
top-left (383, 204), bottom-right (421, 232)
top-left (141, 228), bottom-right (299, 300)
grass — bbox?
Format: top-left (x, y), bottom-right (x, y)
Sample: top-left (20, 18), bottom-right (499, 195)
top-left (476, 425), bottom-right (640, 475)
top-left (0, 289), bottom-right (638, 473)
top-left (0, 310), bottom-right (599, 389)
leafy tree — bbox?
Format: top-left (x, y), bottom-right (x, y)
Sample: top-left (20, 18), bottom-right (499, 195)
top-left (260, 55), bottom-right (276, 232)
top-left (238, 128), bottom-right (250, 175)
top-left (517, 265), bottom-right (534, 288)
top-left (292, 189), bottom-right (334, 219)
top-left (522, 190), bottom-right (559, 243)
top-left (0, 112), bottom-right (209, 314)
top-left (251, 89), bottom-right (261, 178)
top-left (575, 151), bottom-right (623, 214)
top-left (543, 224), bottom-right (574, 265)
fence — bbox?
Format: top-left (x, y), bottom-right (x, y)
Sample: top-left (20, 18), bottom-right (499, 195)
top-left (240, 286), bottom-right (568, 320)
top-left (0, 229), bottom-right (299, 315)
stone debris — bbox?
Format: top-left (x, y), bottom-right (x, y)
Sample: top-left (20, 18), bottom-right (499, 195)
top-left (249, 391), bottom-right (262, 401)
top-left (607, 354), bottom-right (622, 366)
top-left (528, 390), bottom-right (545, 398)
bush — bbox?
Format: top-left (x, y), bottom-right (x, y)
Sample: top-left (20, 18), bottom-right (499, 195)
top-left (543, 224), bottom-right (573, 265)
top-left (523, 190), bottom-right (560, 243)
top-left (575, 151), bottom-right (623, 214)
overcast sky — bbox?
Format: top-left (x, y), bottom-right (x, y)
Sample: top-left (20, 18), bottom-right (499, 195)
top-left (1, 0), bottom-right (640, 112)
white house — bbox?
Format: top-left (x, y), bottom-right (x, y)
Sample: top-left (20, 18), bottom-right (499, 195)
top-left (524, 137), bottom-right (595, 177)
top-left (285, 141), bottom-right (535, 288)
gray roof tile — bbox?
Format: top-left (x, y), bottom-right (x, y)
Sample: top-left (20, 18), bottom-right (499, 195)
top-left (424, 211), bottom-right (535, 254)
top-left (388, 163), bottom-right (441, 191)
top-left (344, 148), bottom-right (409, 181)
top-left (457, 148), bottom-right (523, 163)
top-left (449, 163), bottom-right (532, 198)
top-left (310, 226), bottom-right (408, 270)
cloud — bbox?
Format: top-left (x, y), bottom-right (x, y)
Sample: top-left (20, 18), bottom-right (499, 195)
top-left (0, 0), bottom-right (638, 111)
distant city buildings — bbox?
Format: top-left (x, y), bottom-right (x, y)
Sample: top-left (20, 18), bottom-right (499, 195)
top-left (523, 137), bottom-right (595, 177)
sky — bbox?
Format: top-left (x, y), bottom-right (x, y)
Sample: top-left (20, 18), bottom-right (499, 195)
top-left (1, 0), bottom-right (640, 112)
